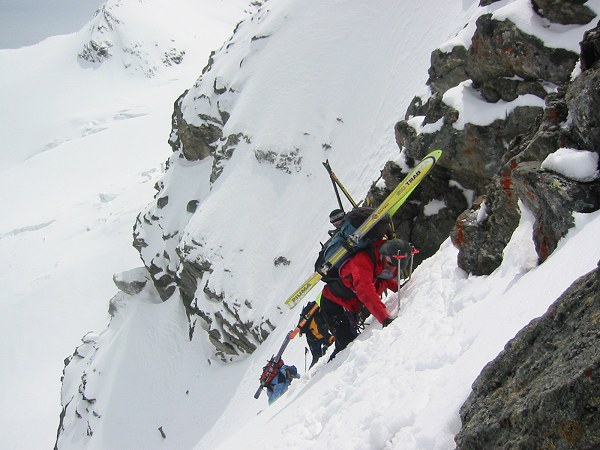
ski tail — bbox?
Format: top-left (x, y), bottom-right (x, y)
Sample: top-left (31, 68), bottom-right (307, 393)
top-left (283, 272), bottom-right (323, 309)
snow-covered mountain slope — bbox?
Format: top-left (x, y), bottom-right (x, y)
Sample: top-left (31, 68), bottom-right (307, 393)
top-left (0, 1), bottom-right (250, 449)
top-left (57, 0), bottom-right (600, 448)
top-left (2, 0), bottom-right (599, 449)
top-left (78, 0), bottom-right (251, 76)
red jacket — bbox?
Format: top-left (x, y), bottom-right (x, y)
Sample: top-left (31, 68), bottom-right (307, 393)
top-left (322, 241), bottom-right (398, 324)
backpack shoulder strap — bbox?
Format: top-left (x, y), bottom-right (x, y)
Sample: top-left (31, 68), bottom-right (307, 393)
top-left (338, 246), bottom-right (378, 275)
top-left (366, 246), bottom-right (378, 275)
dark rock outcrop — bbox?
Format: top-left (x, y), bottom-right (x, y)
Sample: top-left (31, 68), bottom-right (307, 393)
top-left (398, 11), bottom-right (600, 276)
top-left (566, 65), bottom-right (600, 150)
top-left (112, 267), bottom-right (149, 296)
top-left (512, 162), bottom-right (600, 263)
top-left (366, 162), bottom-right (468, 266)
top-left (427, 46), bottom-right (469, 96)
top-left (532, 0), bottom-right (597, 25)
top-left (396, 104), bottom-right (544, 193)
top-left (581, 21), bottom-right (600, 70)
top-left (394, 11), bottom-right (587, 275)
top-left (467, 15), bottom-right (579, 102)
top-left (451, 181), bottom-right (520, 276)
top-left (455, 267), bottom-right (600, 449)
top-left (168, 91), bottom-right (223, 161)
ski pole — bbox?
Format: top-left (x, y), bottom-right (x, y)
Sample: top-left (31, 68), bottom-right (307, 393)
top-left (304, 348), bottom-right (308, 372)
top-left (396, 250), bottom-right (402, 299)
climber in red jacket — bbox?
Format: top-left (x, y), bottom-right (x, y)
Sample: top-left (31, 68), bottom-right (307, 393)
top-left (319, 239), bottom-right (411, 360)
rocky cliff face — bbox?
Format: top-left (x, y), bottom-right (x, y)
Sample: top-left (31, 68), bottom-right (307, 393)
top-left (392, 2), bottom-right (600, 276)
top-left (131, 6), bottom-right (276, 361)
top-left (375, 2), bottom-right (600, 444)
top-left (447, 2), bottom-right (600, 446)
top-left (394, 4), bottom-right (600, 442)
top-left (455, 265), bottom-right (600, 449)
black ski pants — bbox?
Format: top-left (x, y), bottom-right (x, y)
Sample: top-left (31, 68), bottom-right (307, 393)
top-left (319, 293), bottom-right (360, 361)
top-left (306, 334), bottom-right (328, 368)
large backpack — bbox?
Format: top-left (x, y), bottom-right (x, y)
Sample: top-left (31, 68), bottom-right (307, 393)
top-left (314, 207), bottom-right (390, 299)
top-left (259, 358), bottom-right (284, 387)
top-left (298, 301), bottom-right (332, 341)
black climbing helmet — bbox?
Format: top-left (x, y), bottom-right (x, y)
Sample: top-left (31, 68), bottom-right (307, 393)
top-left (379, 239), bottom-right (412, 270)
top-left (329, 208), bottom-right (345, 224)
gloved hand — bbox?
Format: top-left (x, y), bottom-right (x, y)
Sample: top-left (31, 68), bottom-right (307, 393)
top-left (382, 317), bottom-right (394, 328)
